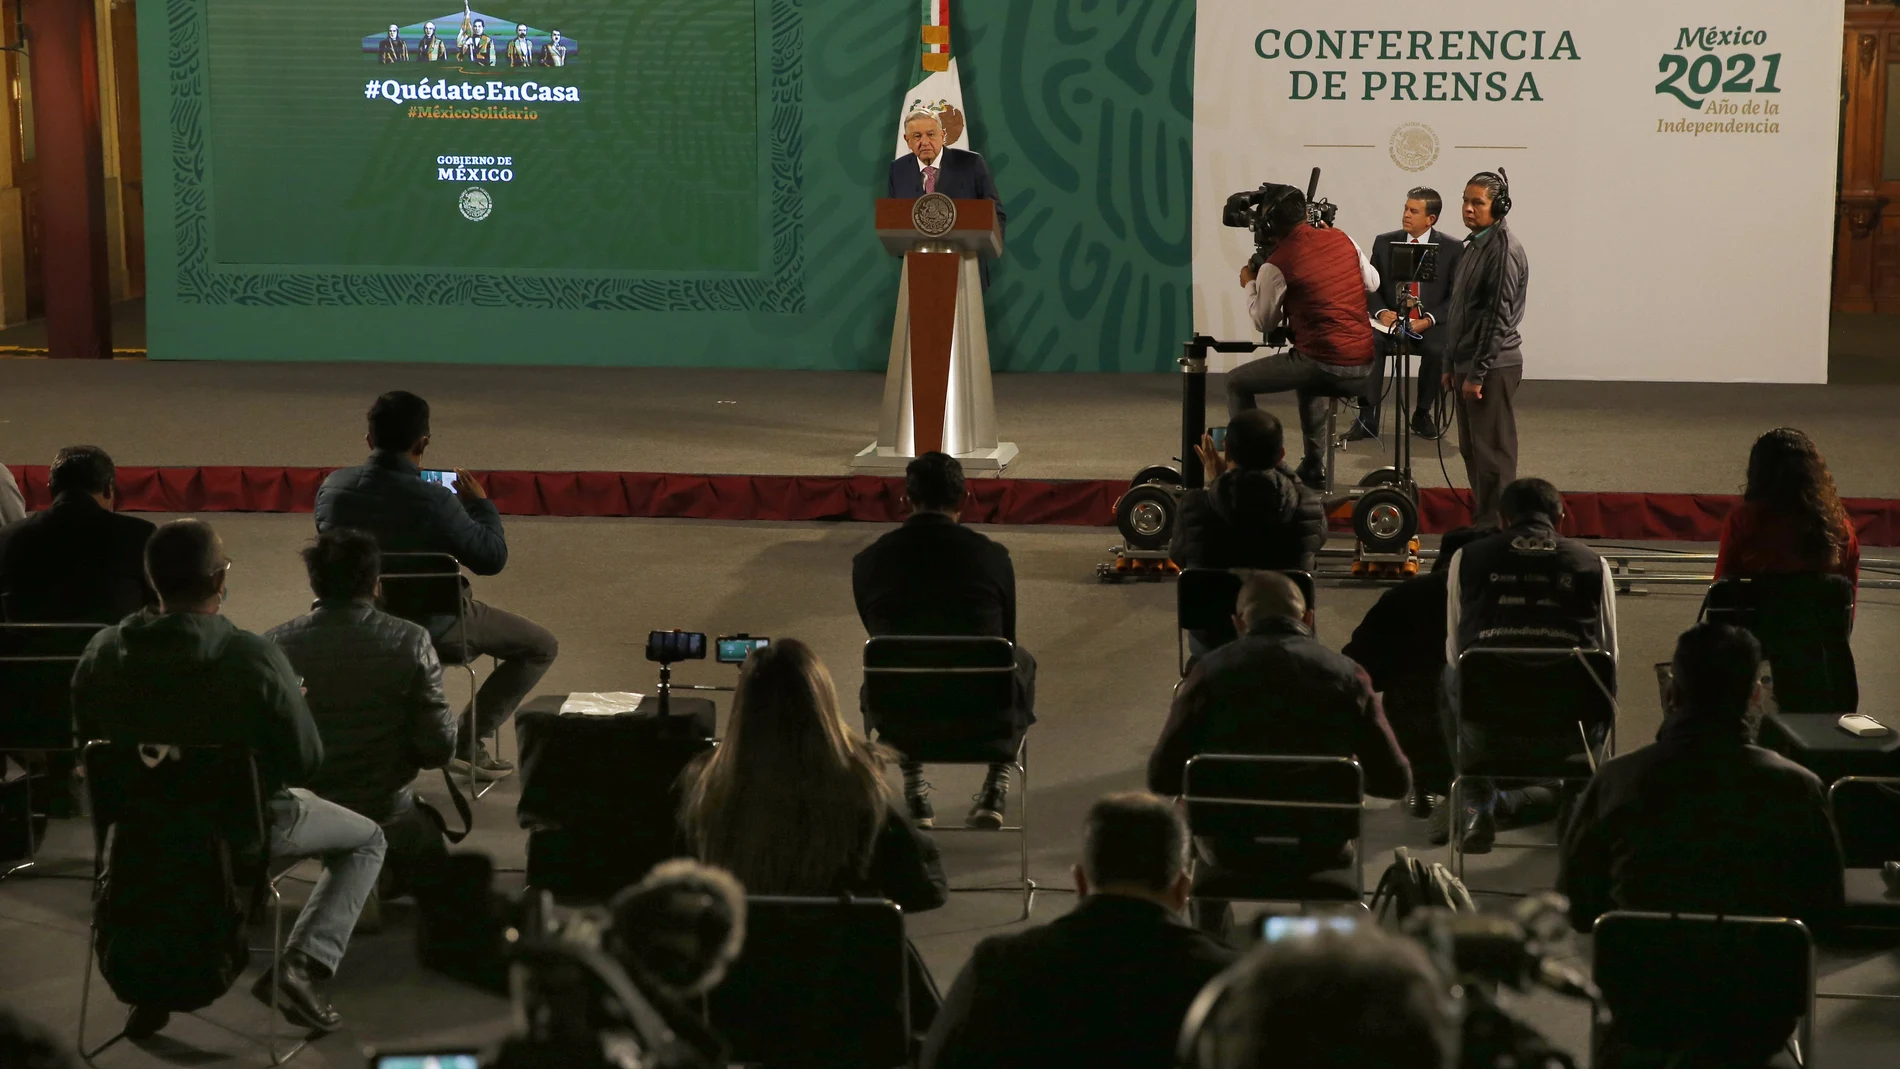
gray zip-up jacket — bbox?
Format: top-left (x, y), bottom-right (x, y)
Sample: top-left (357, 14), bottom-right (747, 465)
top-left (1441, 220), bottom-right (1529, 385)
top-left (266, 599), bottom-right (454, 822)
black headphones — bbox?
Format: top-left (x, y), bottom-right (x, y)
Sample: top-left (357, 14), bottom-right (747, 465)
top-left (1474, 167), bottom-right (1512, 218)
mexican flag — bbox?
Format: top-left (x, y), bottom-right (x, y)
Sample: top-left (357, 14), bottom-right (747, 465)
top-left (894, 0), bottom-right (973, 158)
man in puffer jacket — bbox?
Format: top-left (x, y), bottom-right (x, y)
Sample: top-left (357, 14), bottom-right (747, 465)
top-left (1170, 410), bottom-right (1327, 650)
top-left (267, 528), bottom-right (456, 887)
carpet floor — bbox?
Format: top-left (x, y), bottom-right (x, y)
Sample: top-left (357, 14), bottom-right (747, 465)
top-left (2, 514), bottom-right (1898, 1066)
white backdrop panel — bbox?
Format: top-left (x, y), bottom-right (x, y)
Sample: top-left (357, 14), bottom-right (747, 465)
top-left (1193, 2), bottom-right (1842, 382)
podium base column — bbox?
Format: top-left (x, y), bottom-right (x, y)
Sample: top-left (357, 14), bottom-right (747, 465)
top-left (852, 441), bottom-right (1018, 472)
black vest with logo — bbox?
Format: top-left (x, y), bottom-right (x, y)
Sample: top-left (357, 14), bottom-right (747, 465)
top-left (1453, 519), bottom-right (1610, 653)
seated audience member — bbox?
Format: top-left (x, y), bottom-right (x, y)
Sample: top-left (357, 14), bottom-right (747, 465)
top-left (921, 792), bottom-right (1237, 1069)
top-left (0, 463), bottom-right (21, 526)
top-left (1149, 571), bottom-right (1409, 922)
top-left (0, 446), bottom-right (156, 623)
top-left (1171, 409), bottom-right (1326, 573)
top-left (1342, 526), bottom-right (1490, 812)
top-left (1442, 477), bottom-right (1618, 852)
top-left (680, 638), bottom-right (947, 912)
top-left (266, 529), bottom-right (456, 888)
top-left (1199, 926), bottom-right (1453, 1069)
top-left (852, 451), bottom-right (1033, 830)
top-left (681, 639), bottom-right (946, 1029)
top-left (1715, 427), bottom-right (1859, 589)
top-left (316, 390), bottom-right (557, 780)
top-left (1560, 622), bottom-right (1843, 1067)
top-left (71, 520), bottom-right (385, 1035)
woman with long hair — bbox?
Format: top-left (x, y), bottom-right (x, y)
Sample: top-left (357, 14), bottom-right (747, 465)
top-left (679, 638), bottom-right (946, 911)
top-left (1715, 428), bottom-right (1859, 587)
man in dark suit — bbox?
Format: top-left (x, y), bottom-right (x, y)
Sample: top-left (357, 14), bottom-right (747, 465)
top-left (853, 451), bottom-right (1033, 830)
top-left (888, 110), bottom-right (1006, 288)
top-left (921, 792), bottom-right (1237, 1069)
top-left (0, 445), bottom-right (156, 623)
top-left (1356, 187), bottom-right (1463, 441)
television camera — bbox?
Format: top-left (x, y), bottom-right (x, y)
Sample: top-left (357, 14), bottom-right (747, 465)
top-left (403, 853), bottom-right (743, 1069)
top-left (1222, 167), bottom-right (1340, 270)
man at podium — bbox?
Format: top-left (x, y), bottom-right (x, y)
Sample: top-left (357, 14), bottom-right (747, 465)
top-left (889, 111), bottom-right (1005, 288)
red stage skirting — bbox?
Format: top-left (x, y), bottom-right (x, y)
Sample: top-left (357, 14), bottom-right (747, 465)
top-left (10, 465), bottom-right (1900, 545)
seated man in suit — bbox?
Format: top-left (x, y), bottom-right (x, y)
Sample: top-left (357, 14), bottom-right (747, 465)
top-left (888, 109), bottom-right (1005, 288)
top-left (0, 445), bottom-right (157, 623)
top-left (853, 452), bottom-right (1033, 830)
top-left (921, 792), bottom-right (1237, 1069)
top-left (1149, 572), bottom-right (1409, 931)
top-left (1358, 187), bottom-right (1464, 440)
top-left (266, 529), bottom-right (457, 891)
top-left (1560, 622), bottom-right (1843, 1067)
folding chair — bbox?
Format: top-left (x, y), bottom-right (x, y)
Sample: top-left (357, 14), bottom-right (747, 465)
top-left (0, 621), bottom-right (105, 882)
top-left (1176, 568), bottom-right (1317, 676)
top-left (1825, 776), bottom-right (1900, 1002)
top-left (1591, 910), bottom-right (1815, 1068)
top-left (378, 552), bottom-right (499, 800)
top-left (862, 635), bottom-right (1033, 919)
top-left (1181, 754), bottom-right (1366, 925)
top-left (515, 707), bottom-right (714, 898)
top-left (1449, 646), bottom-right (1617, 880)
top-left (77, 741), bottom-right (308, 1066)
top-left (1701, 574), bottom-right (1857, 713)
top-left (706, 895), bottom-right (911, 1069)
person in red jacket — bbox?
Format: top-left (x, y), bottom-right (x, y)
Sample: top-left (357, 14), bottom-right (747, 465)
top-left (1230, 185), bottom-right (1380, 489)
top-left (1714, 428), bottom-right (1859, 595)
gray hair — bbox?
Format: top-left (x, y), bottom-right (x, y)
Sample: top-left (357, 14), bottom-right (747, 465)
top-left (903, 111), bottom-right (943, 131)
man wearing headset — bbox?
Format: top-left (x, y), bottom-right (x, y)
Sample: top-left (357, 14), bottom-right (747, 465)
top-left (1439, 171), bottom-right (1529, 528)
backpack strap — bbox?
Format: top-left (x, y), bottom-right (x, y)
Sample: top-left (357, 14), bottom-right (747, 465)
top-left (416, 769), bottom-right (474, 845)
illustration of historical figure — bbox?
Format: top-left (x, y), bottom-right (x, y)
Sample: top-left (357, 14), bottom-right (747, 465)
top-left (417, 21), bottom-right (448, 62)
top-left (506, 24), bottom-right (535, 67)
top-left (538, 28), bottom-right (566, 67)
top-left (459, 16), bottom-right (495, 66)
top-left (378, 24), bottom-right (407, 63)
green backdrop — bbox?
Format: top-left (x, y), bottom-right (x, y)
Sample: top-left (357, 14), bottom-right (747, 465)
top-left (141, 0), bottom-right (1195, 372)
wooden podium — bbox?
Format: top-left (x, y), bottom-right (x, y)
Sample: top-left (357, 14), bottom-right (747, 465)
top-left (852, 195), bottom-right (1018, 471)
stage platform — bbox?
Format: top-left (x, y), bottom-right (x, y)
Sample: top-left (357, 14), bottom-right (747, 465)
top-left (4, 356), bottom-right (1900, 541)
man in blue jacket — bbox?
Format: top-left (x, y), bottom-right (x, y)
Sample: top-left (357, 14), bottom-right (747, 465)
top-left (316, 392), bottom-right (557, 780)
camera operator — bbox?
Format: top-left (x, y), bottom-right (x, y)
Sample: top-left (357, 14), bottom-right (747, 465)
top-left (1439, 173), bottom-right (1529, 528)
top-left (1230, 186), bottom-right (1381, 490)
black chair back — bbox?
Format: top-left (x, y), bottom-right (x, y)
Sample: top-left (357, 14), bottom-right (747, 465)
top-left (862, 636), bottom-right (1019, 764)
top-left (0, 623), bottom-right (104, 749)
top-left (1701, 574), bottom-right (1857, 713)
top-left (378, 551), bottom-right (464, 622)
top-left (706, 895), bottom-right (909, 1069)
top-left (81, 741), bottom-right (269, 878)
top-left (1182, 754), bottom-right (1363, 845)
top-left (1457, 647), bottom-right (1618, 744)
top-left (516, 710), bottom-right (714, 897)
top-left (1593, 911), bottom-right (1813, 1057)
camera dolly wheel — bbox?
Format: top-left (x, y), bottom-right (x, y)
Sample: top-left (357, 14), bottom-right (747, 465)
top-left (1130, 464), bottom-right (1183, 489)
top-left (1115, 484), bottom-right (1178, 552)
top-left (1358, 467), bottom-right (1406, 489)
top-left (1352, 487), bottom-right (1418, 555)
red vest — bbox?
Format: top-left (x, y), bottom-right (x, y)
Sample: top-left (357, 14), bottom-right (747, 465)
top-left (1265, 226), bottom-right (1375, 366)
